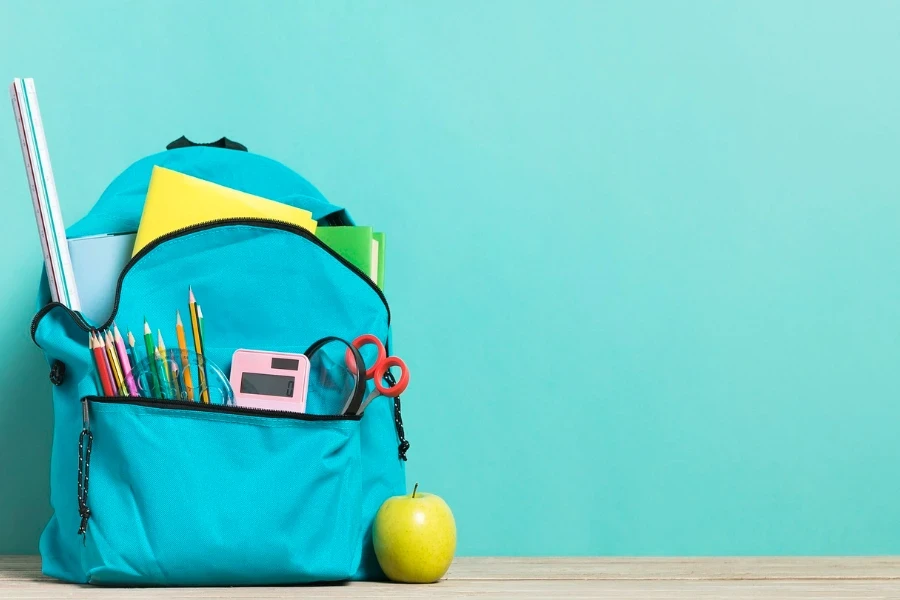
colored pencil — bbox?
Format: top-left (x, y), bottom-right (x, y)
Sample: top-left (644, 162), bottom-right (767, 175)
top-left (197, 303), bottom-right (209, 403)
top-left (127, 331), bottom-right (143, 396)
top-left (113, 325), bottom-right (138, 397)
top-left (198, 305), bottom-right (205, 339)
top-left (104, 331), bottom-right (126, 395)
top-left (158, 328), bottom-right (178, 395)
top-left (109, 331), bottom-right (128, 395)
top-left (189, 288), bottom-right (210, 404)
top-left (89, 333), bottom-right (114, 396)
top-left (157, 330), bottom-right (173, 398)
top-left (143, 320), bottom-right (161, 397)
top-left (153, 347), bottom-right (171, 399)
top-left (101, 331), bottom-right (118, 394)
top-left (175, 310), bottom-right (195, 401)
top-left (99, 333), bottom-right (116, 395)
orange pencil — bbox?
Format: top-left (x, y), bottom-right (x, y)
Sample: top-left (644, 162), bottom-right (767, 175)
top-left (175, 311), bottom-right (195, 401)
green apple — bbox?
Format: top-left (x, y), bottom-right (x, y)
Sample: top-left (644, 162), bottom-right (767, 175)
top-left (373, 483), bottom-right (457, 583)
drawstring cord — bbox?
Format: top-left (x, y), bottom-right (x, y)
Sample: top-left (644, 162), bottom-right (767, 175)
top-left (77, 401), bottom-right (93, 537)
top-left (77, 429), bottom-right (93, 536)
top-left (384, 370), bottom-right (410, 461)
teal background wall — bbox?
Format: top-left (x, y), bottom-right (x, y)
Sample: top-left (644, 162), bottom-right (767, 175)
top-left (2, 1), bottom-right (899, 555)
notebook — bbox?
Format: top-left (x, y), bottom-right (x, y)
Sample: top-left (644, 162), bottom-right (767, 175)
top-left (133, 167), bottom-right (318, 256)
top-left (373, 231), bottom-right (385, 290)
top-left (316, 226), bottom-right (385, 288)
top-left (316, 226), bottom-right (374, 279)
top-left (68, 233), bottom-right (136, 325)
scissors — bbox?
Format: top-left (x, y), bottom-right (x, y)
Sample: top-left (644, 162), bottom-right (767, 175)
top-left (342, 334), bottom-right (409, 415)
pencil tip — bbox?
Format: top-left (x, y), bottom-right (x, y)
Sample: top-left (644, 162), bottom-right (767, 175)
top-left (189, 287), bottom-right (196, 303)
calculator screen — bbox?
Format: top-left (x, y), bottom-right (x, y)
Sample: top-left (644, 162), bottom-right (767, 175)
top-left (240, 372), bottom-right (295, 397)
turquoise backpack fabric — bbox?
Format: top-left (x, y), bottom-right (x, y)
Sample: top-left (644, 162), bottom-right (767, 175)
top-left (31, 146), bottom-right (408, 585)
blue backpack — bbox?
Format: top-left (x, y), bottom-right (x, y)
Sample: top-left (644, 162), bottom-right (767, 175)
top-left (30, 139), bottom-right (409, 585)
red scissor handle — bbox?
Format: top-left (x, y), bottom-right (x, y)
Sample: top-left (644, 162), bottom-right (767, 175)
top-left (350, 334), bottom-right (386, 379)
top-left (374, 355), bottom-right (410, 397)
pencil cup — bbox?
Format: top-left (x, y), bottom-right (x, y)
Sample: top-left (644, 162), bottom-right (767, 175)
top-left (130, 349), bottom-right (233, 405)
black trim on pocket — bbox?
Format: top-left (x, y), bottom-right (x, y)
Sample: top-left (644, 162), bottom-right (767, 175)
top-left (86, 396), bottom-right (362, 422)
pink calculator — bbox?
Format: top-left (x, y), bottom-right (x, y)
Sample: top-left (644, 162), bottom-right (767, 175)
top-left (230, 349), bottom-right (310, 413)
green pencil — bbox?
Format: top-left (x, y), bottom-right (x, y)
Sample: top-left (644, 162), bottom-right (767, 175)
top-left (143, 319), bottom-right (161, 397)
top-left (154, 348), bottom-right (171, 399)
top-left (157, 330), bottom-right (173, 399)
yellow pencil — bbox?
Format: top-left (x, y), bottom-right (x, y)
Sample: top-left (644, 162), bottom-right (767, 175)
top-left (109, 331), bottom-right (128, 395)
top-left (104, 331), bottom-right (127, 395)
top-left (157, 329), bottom-right (176, 396)
top-left (175, 311), bottom-right (195, 401)
top-left (189, 287), bottom-right (210, 403)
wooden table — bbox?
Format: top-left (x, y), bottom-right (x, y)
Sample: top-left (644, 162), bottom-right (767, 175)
top-left (3, 556), bottom-right (900, 598)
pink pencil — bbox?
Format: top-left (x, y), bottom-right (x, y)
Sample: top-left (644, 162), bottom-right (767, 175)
top-left (113, 324), bottom-right (139, 397)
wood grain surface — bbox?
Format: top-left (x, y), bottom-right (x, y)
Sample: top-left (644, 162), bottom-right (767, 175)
top-left (3, 556), bottom-right (900, 599)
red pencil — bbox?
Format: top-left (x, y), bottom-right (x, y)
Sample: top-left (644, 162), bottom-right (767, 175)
top-left (90, 332), bottom-right (114, 396)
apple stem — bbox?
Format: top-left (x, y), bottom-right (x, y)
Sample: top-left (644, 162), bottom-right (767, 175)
top-left (412, 482), bottom-right (419, 498)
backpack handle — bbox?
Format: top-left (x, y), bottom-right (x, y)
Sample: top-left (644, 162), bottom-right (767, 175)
top-left (166, 136), bottom-right (248, 152)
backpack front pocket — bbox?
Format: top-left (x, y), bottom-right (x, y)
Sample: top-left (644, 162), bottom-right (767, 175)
top-left (80, 396), bottom-right (363, 585)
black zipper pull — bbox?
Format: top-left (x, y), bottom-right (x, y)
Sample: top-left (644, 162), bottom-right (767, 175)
top-left (77, 399), bottom-right (93, 538)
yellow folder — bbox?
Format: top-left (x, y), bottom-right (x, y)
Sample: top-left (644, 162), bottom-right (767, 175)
top-left (133, 166), bottom-right (317, 256)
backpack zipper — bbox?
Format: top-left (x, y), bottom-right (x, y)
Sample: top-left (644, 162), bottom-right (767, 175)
top-left (86, 395), bottom-right (362, 422)
top-left (31, 217), bottom-right (391, 341)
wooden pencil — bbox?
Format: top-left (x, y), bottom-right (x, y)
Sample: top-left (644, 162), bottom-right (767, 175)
top-left (189, 287), bottom-right (210, 404)
top-left (175, 311), bottom-right (195, 401)
top-left (89, 333), bottom-right (114, 396)
top-left (104, 331), bottom-right (126, 395)
top-left (113, 324), bottom-right (138, 397)
top-left (157, 330), bottom-right (173, 399)
top-left (143, 320), bottom-right (161, 397)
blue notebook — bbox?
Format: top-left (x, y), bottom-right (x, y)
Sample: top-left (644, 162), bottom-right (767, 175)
top-left (68, 233), bottom-right (135, 325)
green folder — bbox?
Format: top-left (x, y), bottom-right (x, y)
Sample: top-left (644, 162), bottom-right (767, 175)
top-left (316, 225), bottom-right (376, 281)
top-left (373, 231), bottom-right (385, 290)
